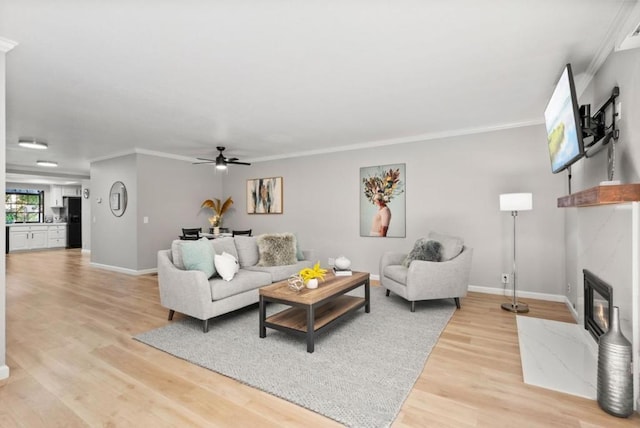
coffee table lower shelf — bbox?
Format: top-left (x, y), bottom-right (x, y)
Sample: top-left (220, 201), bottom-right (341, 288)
top-left (259, 271), bottom-right (370, 353)
top-left (266, 295), bottom-right (364, 332)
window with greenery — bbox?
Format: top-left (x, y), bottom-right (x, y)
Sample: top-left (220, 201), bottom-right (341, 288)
top-left (5, 189), bottom-right (44, 223)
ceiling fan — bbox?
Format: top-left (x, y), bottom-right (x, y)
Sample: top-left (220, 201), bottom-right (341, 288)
top-left (194, 146), bottom-right (251, 170)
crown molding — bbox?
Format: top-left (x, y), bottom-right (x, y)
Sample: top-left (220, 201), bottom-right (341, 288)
top-left (575, 0), bottom-right (638, 95)
top-left (246, 119), bottom-right (544, 163)
top-left (89, 148), bottom-right (195, 164)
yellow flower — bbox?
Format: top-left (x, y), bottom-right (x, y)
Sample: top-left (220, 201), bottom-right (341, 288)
top-left (299, 262), bottom-right (327, 283)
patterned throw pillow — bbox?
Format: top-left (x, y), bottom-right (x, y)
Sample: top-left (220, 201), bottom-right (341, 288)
top-left (256, 233), bottom-right (297, 267)
top-left (402, 239), bottom-right (443, 267)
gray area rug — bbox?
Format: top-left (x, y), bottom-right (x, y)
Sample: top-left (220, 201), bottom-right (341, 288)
top-left (134, 287), bottom-right (455, 427)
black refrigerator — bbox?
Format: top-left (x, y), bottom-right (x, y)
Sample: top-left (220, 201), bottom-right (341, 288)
top-left (64, 197), bottom-right (82, 248)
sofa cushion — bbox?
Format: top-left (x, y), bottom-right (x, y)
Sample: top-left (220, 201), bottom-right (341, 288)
top-left (215, 252), bottom-right (239, 281)
top-left (384, 265), bottom-right (408, 285)
top-left (234, 236), bottom-right (260, 267)
top-left (209, 269), bottom-right (272, 300)
top-left (246, 260), bottom-right (313, 282)
top-left (428, 232), bottom-right (464, 261)
top-left (402, 239), bottom-right (443, 267)
top-left (181, 239), bottom-right (216, 278)
top-left (256, 233), bottom-right (297, 267)
top-left (212, 236), bottom-right (238, 259)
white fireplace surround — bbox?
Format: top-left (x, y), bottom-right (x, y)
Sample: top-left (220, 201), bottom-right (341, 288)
top-left (568, 202), bottom-right (639, 411)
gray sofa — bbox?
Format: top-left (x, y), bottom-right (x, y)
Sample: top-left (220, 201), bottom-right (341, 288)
top-left (157, 235), bottom-right (315, 332)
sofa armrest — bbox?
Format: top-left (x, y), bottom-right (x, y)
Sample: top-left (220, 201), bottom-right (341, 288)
top-left (157, 249), bottom-right (213, 319)
top-left (302, 249), bottom-right (317, 263)
top-left (379, 251), bottom-right (407, 278)
top-left (405, 247), bottom-right (473, 300)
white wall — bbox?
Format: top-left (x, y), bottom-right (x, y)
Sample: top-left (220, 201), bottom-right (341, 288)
top-left (90, 154), bottom-right (139, 270)
top-left (89, 153), bottom-right (221, 272)
top-left (222, 124), bottom-right (567, 295)
top-left (565, 47), bottom-right (640, 327)
top-left (564, 47), bottom-right (640, 409)
top-left (1, 40), bottom-right (15, 380)
top-left (81, 179), bottom-right (91, 250)
top-left (136, 153), bottom-right (221, 270)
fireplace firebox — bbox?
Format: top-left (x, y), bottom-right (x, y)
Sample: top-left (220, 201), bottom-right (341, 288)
top-left (583, 269), bottom-right (613, 342)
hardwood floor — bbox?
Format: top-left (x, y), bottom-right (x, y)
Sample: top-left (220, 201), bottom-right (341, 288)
top-left (1, 250), bottom-right (638, 427)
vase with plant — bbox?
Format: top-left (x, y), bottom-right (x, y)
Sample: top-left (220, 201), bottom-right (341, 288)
top-left (201, 197), bottom-right (233, 233)
top-left (298, 262), bottom-right (327, 289)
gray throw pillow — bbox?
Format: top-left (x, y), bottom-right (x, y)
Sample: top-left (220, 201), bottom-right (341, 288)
top-left (211, 236), bottom-right (238, 259)
top-left (402, 239), bottom-right (443, 267)
top-left (256, 233), bottom-right (298, 267)
top-left (234, 236), bottom-right (259, 267)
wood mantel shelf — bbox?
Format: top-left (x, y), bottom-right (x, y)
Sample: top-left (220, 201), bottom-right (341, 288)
top-left (557, 183), bottom-right (640, 207)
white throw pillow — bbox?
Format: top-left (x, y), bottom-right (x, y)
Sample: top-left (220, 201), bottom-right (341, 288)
top-left (222, 251), bottom-right (240, 273)
top-left (215, 252), bottom-right (239, 281)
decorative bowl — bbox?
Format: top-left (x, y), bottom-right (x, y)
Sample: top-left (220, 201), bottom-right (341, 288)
top-left (334, 256), bottom-right (351, 270)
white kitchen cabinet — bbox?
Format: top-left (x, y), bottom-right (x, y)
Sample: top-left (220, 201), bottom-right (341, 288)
top-left (9, 225), bottom-right (49, 251)
top-left (62, 186), bottom-right (81, 197)
top-left (47, 225), bottom-right (67, 248)
top-left (50, 186), bottom-right (64, 207)
top-left (9, 230), bottom-right (28, 251)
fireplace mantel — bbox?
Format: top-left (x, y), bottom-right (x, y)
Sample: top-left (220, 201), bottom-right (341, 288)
top-left (557, 183), bottom-right (640, 208)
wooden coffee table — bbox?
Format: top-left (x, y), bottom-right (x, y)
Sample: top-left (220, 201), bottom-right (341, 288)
top-left (259, 271), bottom-right (370, 353)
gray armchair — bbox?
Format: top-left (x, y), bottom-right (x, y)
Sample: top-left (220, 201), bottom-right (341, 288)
top-left (379, 233), bottom-right (473, 312)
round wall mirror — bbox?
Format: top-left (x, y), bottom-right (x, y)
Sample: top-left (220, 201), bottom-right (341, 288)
top-left (109, 181), bottom-right (128, 217)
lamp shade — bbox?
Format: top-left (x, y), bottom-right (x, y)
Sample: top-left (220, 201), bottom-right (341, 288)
top-left (500, 193), bottom-right (533, 211)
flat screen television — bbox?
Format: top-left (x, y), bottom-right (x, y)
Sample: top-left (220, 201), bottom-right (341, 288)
top-left (544, 64), bottom-right (585, 174)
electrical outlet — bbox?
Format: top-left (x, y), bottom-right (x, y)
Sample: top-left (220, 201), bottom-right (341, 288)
top-left (567, 283), bottom-right (571, 294)
top-left (328, 258), bottom-right (335, 266)
top-left (501, 273), bottom-right (509, 284)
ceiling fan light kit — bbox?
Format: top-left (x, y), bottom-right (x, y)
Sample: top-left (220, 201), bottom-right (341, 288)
top-left (215, 157), bottom-right (227, 170)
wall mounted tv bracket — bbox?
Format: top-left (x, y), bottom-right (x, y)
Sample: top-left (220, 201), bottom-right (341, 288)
top-left (580, 86), bottom-right (620, 158)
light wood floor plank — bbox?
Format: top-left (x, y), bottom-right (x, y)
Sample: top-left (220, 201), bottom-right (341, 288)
top-left (1, 249), bottom-right (638, 426)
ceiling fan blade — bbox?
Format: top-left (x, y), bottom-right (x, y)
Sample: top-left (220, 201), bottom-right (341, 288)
top-left (193, 157), bottom-right (216, 164)
top-left (227, 157), bottom-right (239, 162)
top-left (227, 160), bottom-right (251, 166)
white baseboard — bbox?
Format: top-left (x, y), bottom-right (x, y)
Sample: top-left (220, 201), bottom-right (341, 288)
top-left (353, 278), bottom-right (573, 307)
top-left (90, 262), bottom-right (157, 276)
top-left (0, 364), bottom-right (9, 380)
top-left (81, 248), bottom-right (91, 254)
top-left (565, 297), bottom-right (580, 323)
top-left (468, 284), bottom-right (566, 303)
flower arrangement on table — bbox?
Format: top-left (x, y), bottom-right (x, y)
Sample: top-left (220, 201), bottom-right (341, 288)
top-left (201, 197), bottom-right (233, 228)
top-left (298, 262), bottom-right (327, 288)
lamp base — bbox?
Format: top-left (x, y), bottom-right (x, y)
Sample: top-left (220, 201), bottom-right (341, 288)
top-left (501, 302), bottom-right (529, 313)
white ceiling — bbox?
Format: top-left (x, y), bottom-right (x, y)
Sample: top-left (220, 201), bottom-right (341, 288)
top-left (2, 1), bottom-right (639, 180)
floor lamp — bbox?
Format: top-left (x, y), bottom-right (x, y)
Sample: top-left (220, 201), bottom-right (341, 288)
top-left (499, 193), bottom-right (533, 313)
